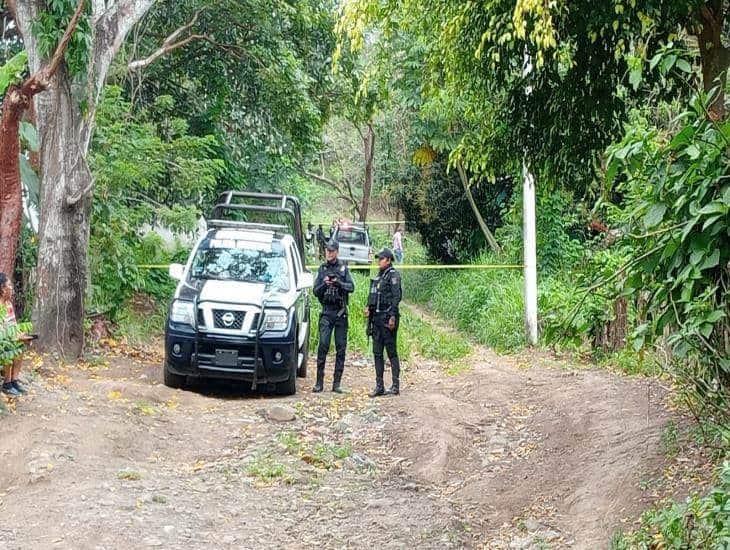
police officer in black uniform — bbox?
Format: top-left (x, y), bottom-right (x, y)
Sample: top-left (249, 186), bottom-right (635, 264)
top-left (366, 248), bottom-right (402, 397)
top-left (313, 240), bottom-right (355, 393)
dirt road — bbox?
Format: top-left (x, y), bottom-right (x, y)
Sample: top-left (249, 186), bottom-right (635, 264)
top-left (0, 315), bottom-right (694, 549)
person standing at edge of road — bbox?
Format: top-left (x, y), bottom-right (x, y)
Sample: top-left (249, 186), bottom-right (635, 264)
top-left (0, 273), bottom-right (28, 398)
top-left (312, 240), bottom-right (355, 393)
top-left (366, 248), bottom-right (402, 397)
top-left (392, 228), bottom-right (404, 263)
top-left (315, 224), bottom-right (327, 260)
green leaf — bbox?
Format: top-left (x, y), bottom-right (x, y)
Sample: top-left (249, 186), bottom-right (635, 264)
top-left (669, 125), bottom-right (694, 149)
top-left (0, 50), bottom-right (28, 96)
top-left (643, 203), bottom-right (666, 228)
top-left (699, 249), bottom-right (720, 271)
top-left (19, 155), bottom-right (40, 209)
top-left (685, 144), bottom-right (700, 159)
top-left (19, 122), bottom-right (39, 152)
top-left (675, 59), bottom-right (692, 73)
top-left (705, 310), bottom-right (725, 324)
top-left (698, 202), bottom-right (727, 215)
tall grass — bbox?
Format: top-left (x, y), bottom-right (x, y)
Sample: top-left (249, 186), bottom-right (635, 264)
top-left (403, 252), bottom-right (526, 351)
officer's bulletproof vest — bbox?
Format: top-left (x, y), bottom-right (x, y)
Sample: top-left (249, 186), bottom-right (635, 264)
top-left (322, 263), bottom-right (347, 308)
top-left (369, 268), bottom-right (394, 312)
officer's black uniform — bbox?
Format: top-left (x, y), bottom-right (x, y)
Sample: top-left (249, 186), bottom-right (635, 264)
top-left (312, 241), bottom-right (354, 392)
top-left (367, 248), bottom-right (402, 397)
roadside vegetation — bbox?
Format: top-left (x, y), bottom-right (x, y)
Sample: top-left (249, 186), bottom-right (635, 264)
top-left (1, 0), bottom-right (727, 545)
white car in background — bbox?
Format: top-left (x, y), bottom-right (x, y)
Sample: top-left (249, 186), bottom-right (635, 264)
top-left (332, 222), bottom-right (372, 265)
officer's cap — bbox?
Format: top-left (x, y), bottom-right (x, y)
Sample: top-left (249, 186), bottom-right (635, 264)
top-left (325, 240), bottom-right (339, 251)
top-left (375, 247), bottom-right (395, 260)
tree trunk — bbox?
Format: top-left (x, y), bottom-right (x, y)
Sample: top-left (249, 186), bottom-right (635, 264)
top-left (595, 297), bottom-right (628, 352)
top-left (0, 87), bottom-right (28, 277)
top-left (360, 122), bottom-right (374, 222)
top-left (33, 68), bottom-right (93, 357)
top-left (456, 162), bottom-right (501, 254)
top-left (696, 0), bottom-right (729, 120)
top-left (11, 0), bottom-right (156, 357)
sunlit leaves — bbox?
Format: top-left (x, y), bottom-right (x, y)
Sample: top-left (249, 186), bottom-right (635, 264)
top-left (0, 51), bottom-right (28, 96)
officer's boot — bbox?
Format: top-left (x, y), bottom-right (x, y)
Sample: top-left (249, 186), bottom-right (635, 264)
top-left (385, 356), bottom-right (400, 395)
top-left (332, 369), bottom-right (345, 393)
top-left (312, 365), bottom-right (325, 393)
top-left (369, 354), bottom-right (385, 398)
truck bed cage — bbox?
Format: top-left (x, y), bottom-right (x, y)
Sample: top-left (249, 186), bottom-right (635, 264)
top-left (207, 192), bottom-right (306, 264)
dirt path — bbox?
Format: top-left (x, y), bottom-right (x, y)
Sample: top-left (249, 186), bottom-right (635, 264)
top-left (0, 312), bottom-right (698, 549)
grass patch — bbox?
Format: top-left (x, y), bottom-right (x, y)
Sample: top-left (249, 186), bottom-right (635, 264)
top-left (246, 452), bottom-right (289, 483)
top-left (276, 431), bottom-right (304, 455)
top-left (115, 297), bottom-right (167, 346)
top-left (117, 468), bottom-right (142, 481)
top-left (403, 258), bottom-right (525, 352)
top-left (302, 441), bottom-right (353, 469)
top-left (598, 348), bottom-right (661, 376)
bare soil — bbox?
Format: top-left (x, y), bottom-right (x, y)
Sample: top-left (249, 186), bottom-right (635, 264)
top-left (0, 314), bottom-right (710, 549)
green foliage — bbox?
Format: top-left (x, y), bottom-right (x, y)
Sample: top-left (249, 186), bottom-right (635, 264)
top-left (30, 0), bottom-right (91, 77)
top-left (127, 0), bottom-right (338, 190)
top-left (88, 86), bottom-right (224, 317)
top-left (611, 461), bottom-right (730, 549)
top-left (607, 98), bottom-right (730, 422)
top-left (338, 0), bottom-right (686, 193)
top-left (393, 158), bottom-right (513, 263)
top-left (0, 306), bottom-right (32, 367)
top-left (0, 50), bottom-right (28, 96)
top-left (246, 452), bottom-right (289, 483)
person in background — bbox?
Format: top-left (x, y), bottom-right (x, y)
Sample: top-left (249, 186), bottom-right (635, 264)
top-left (305, 222), bottom-right (316, 259)
top-left (0, 273), bottom-right (28, 397)
top-left (316, 224), bottom-right (327, 260)
top-left (392, 228), bottom-right (404, 263)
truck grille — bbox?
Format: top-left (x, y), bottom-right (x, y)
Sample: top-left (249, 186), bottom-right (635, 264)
top-left (213, 309), bottom-right (245, 330)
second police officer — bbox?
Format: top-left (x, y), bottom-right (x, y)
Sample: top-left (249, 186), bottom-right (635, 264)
top-left (366, 247), bottom-right (402, 397)
top-left (312, 240), bottom-right (354, 393)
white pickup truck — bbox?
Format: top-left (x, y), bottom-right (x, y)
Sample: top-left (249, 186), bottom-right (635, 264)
top-left (163, 192), bottom-right (312, 395)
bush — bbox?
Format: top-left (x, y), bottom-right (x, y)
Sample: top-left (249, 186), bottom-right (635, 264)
top-left (611, 461), bottom-right (730, 549)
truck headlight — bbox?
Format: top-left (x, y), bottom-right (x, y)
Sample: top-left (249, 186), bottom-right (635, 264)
top-left (170, 300), bottom-right (195, 326)
top-left (263, 310), bottom-right (289, 332)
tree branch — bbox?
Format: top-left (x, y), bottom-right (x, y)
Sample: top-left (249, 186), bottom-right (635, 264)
top-left (127, 7), bottom-right (207, 71)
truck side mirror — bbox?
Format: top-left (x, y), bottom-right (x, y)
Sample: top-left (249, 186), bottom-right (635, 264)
top-left (169, 263), bottom-right (185, 281)
top-left (297, 271), bottom-right (314, 290)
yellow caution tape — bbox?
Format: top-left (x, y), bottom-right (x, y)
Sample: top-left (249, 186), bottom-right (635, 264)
top-left (138, 263), bottom-right (523, 270)
top-left (309, 220), bottom-right (403, 226)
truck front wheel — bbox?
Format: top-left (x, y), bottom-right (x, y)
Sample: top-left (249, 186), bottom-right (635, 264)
top-left (163, 363), bottom-right (186, 389)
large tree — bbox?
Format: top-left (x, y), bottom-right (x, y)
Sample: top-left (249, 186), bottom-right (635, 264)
top-left (9, 0), bottom-right (156, 357)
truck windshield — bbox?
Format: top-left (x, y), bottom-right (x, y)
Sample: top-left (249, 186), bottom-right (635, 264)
top-left (336, 229), bottom-right (367, 246)
top-left (190, 243), bottom-right (290, 291)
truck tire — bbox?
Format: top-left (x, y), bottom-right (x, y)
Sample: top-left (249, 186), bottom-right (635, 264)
top-left (297, 336), bottom-right (308, 378)
top-left (164, 363), bottom-right (186, 389)
top-left (276, 368), bottom-right (297, 396)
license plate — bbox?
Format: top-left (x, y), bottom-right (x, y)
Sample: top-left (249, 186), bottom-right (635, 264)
top-left (215, 349), bottom-right (238, 367)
